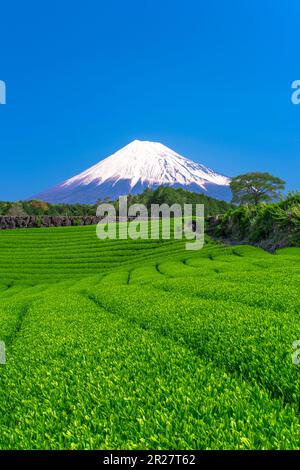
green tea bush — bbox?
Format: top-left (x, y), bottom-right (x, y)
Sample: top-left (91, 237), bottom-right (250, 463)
top-left (0, 225), bottom-right (299, 449)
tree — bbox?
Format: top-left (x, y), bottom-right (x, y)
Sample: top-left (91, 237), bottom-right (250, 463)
top-left (230, 172), bottom-right (285, 206)
top-left (6, 203), bottom-right (28, 217)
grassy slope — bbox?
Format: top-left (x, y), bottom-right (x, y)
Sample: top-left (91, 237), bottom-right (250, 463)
top-left (0, 225), bottom-right (300, 449)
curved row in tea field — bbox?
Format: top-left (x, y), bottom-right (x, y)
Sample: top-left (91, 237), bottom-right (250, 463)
top-left (0, 225), bottom-right (299, 449)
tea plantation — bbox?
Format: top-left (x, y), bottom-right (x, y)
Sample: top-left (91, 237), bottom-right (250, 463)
top-left (0, 225), bottom-right (300, 449)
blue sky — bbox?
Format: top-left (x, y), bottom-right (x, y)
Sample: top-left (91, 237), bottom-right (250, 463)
top-left (0, 0), bottom-right (299, 200)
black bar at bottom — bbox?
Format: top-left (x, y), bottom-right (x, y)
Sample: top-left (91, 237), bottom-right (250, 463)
top-left (0, 450), bottom-right (299, 467)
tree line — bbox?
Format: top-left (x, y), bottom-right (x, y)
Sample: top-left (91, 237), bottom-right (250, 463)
top-left (0, 186), bottom-right (231, 217)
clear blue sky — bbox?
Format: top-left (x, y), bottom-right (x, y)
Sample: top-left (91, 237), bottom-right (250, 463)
top-left (0, 0), bottom-right (299, 200)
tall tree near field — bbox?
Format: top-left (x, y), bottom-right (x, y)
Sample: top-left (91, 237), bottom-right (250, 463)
top-left (230, 172), bottom-right (285, 205)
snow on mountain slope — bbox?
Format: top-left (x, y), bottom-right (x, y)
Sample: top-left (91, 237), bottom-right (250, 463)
top-left (33, 140), bottom-right (231, 203)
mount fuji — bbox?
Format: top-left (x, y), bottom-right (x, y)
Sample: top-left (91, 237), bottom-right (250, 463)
top-left (33, 140), bottom-right (231, 203)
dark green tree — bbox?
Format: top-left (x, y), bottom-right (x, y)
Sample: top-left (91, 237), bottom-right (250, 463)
top-left (230, 172), bottom-right (285, 205)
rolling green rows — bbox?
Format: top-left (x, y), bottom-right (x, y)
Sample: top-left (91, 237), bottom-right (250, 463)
top-left (0, 225), bottom-right (188, 284)
top-left (0, 225), bottom-right (300, 449)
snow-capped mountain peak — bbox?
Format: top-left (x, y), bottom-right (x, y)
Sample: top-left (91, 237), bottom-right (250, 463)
top-left (34, 140), bottom-right (231, 203)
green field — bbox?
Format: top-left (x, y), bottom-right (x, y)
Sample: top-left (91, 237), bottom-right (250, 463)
top-left (0, 225), bottom-right (300, 449)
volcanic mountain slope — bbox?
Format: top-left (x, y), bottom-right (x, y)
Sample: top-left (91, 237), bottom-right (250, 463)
top-left (34, 140), bottom-right (231, 203)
